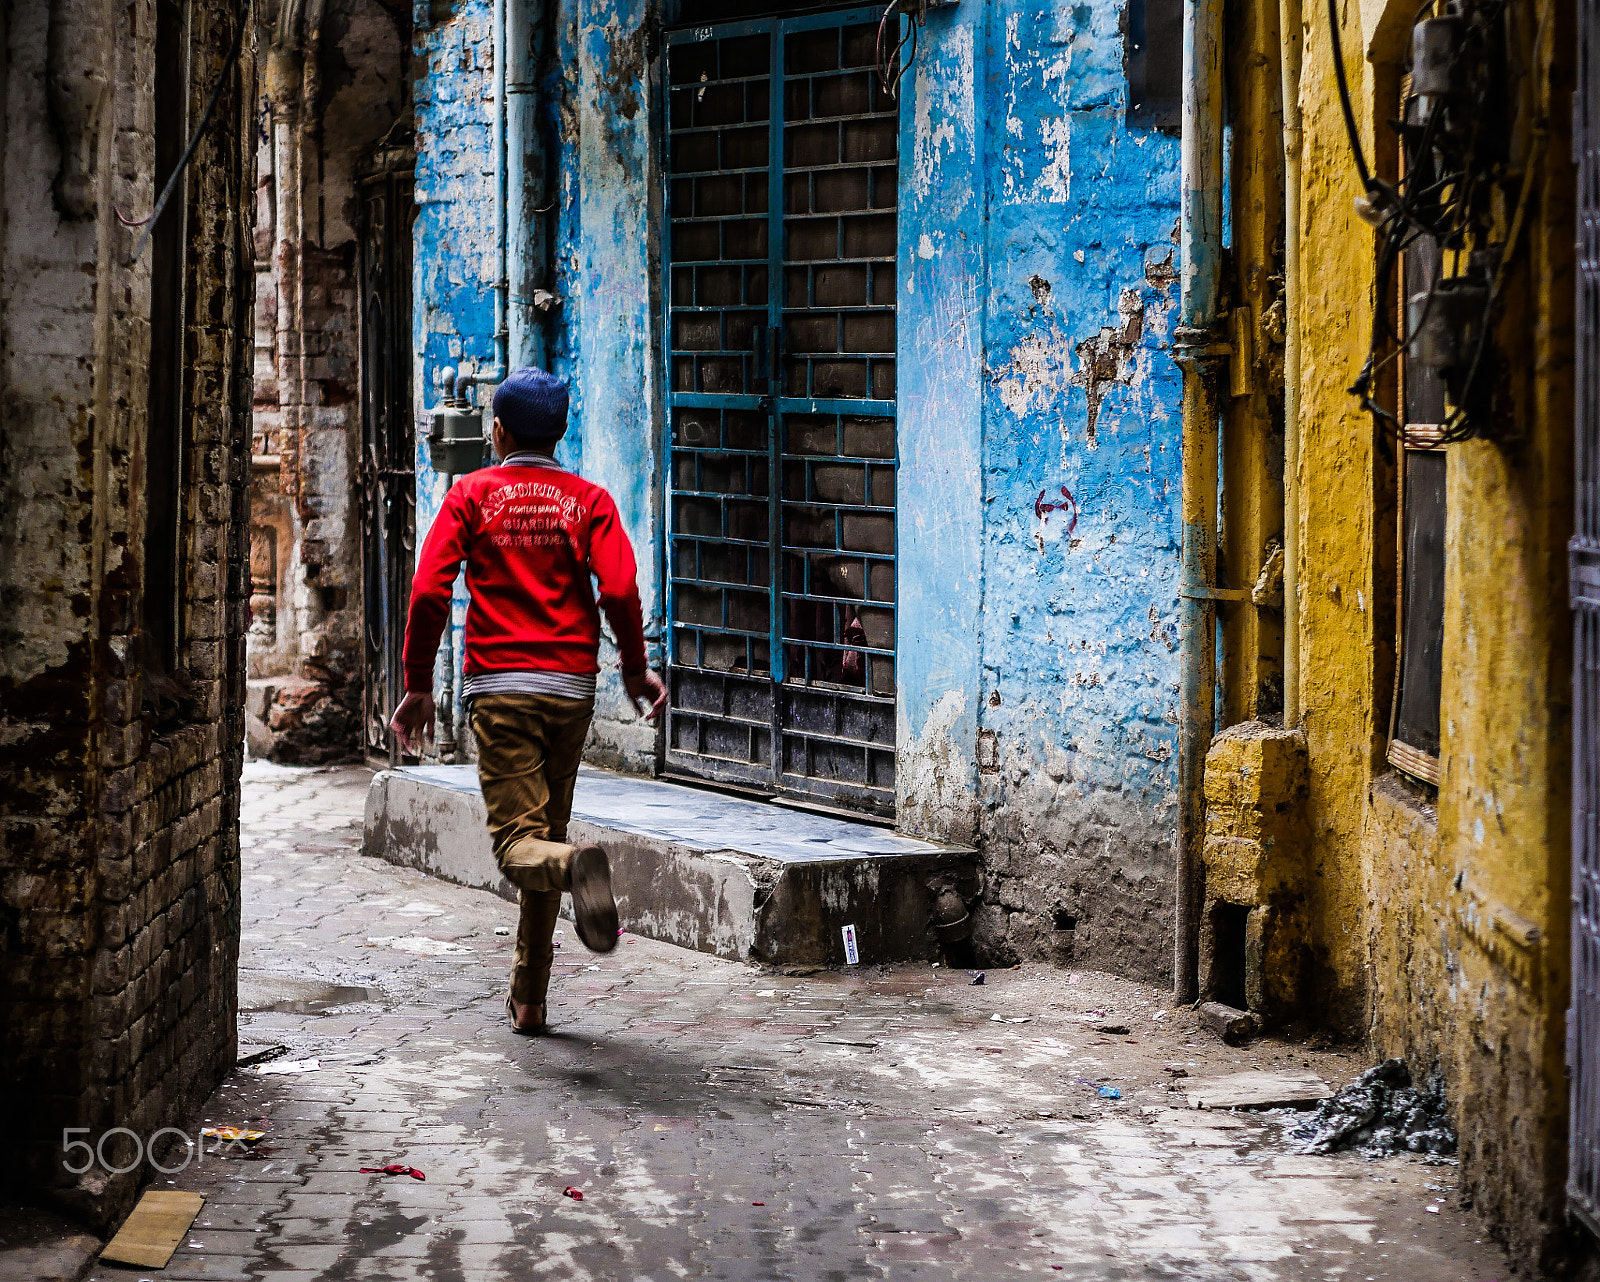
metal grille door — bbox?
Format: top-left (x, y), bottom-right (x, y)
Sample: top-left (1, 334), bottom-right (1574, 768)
top-left (1572, 0), bottom-right (1600, 1236)
top-left (664, 11), bottom-right (897, 814)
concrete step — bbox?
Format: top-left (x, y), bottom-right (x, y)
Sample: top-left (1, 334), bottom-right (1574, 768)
top-left (362, 764), bottom-right (976, 966)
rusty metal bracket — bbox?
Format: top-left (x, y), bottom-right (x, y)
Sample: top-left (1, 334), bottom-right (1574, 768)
top-left (1172, 324), bottom-right (1233, 370)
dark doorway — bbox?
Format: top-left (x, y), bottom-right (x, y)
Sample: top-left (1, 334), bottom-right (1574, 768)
top-left (358, 165), bottom-right (417, 765)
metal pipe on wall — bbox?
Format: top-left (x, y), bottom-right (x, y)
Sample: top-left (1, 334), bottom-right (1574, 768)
top-left (506, 0), bottom-right (548, 370)
top-left (1278, 0), bottom-right (1303, 727)
top-left (456, 0), bottom-right (512, 397)
top-left (491, 0), bottom-right (509, 379)
top-left (1174, 0), bottom-right (1226, 1003)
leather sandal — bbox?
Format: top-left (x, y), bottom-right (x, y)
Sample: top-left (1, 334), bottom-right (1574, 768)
top-left (506, 994), bottom-right (547, 1034)
top-left (569, 845), bottom-right (619, 954)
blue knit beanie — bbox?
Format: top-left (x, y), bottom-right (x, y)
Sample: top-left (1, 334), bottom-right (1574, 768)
top-left (493, 367), bottom-right (569, 446)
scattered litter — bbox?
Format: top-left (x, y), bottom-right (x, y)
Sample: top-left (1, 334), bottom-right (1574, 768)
top-left (1067, 974), bottom-right (1080, 985)
top-left (366, 935), bottom-right (474, 956)
top-left (1425, 1205), bottom-right (1441, 1214)
top-left (990, 1013), bottom-right (1030, 1023)
top-left (236, 1044), bottom-right (289, 1068)
top-left (1291, 1059), bottom-right (1457, 1157)
top-left (842, 924), bottom-right (860, 966)
top-left (360, 1164), bottom-right (425, 1180)
top-left (752, 1201), bottom-right (765, 1206)
top-left (1093, 1023), bottom-right (1129, 1035)
top-left (201, 1127), bottom-right (266, 1147)
top-left (617, 928), bottom-right (624, 937)
top-left (494, 927), bottom-right (511, 936)
top-left (757, 990), bottom-right (777, 997)
top-left (970, 972), bottom-right (985, 986)
top-left (1187, 1070), bottom-right (1330, 1112)
top-left (253, 1057), bottom-right (320, 1076)
top-left (1097, 1085), bottom-right (1121, 1100)
top-left (1163, 1065), bottom-right (1189, 1077)
top-left (563, 1186), bottom-right (584, 1201)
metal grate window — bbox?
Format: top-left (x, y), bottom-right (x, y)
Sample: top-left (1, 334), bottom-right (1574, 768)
top-left (1388, 85), bottom-right (1447, 787)
top-left (664, 10), bottom-right (897, 814)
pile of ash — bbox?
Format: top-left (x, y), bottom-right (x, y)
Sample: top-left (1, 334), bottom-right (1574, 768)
top-left (1290, 1058), bottom-right (1457, 1157)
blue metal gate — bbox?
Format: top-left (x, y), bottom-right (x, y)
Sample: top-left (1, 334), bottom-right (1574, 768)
top-left (1571, 0), bottom-right (1600, 1236)
top-left (663, 11), bottom-right (898, 814)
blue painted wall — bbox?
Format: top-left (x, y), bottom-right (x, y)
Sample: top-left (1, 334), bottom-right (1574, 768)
top-left (898, 1), bottom-right (1182, 976)
top-left (411, 0), bottom-right (1183, 977)
top-left (411, 0), bottom-right (499, 747)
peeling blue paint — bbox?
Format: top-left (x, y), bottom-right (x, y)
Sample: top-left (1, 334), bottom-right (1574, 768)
top-left (898, 0), bottom-right (1182, 973)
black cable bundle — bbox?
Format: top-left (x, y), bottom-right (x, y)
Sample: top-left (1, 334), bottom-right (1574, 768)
top-left (1331, 0), bottom-right (1546, 444)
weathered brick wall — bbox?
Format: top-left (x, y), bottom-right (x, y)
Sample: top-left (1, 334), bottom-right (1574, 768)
top-left (0, 0), bottom-right (255, 1230)
top-left (244, 0), bottom-right (409, 764)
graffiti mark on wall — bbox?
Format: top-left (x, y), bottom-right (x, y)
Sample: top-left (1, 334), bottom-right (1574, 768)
top-left (1035, 485), bottom-right (1078, 535)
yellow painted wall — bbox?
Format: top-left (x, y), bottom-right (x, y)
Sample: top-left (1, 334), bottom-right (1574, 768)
top-left (1278, 0), bottom-right (1576, 1264)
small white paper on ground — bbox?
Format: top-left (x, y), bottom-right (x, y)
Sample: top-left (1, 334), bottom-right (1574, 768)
top-left (254, 1057), bottom-right (321, 1075)
top-left (366, 935), bottom-right (474, 956)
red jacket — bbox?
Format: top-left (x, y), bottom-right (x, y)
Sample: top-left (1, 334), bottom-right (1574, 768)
top-left (403, 458), bottom-right (648, 693)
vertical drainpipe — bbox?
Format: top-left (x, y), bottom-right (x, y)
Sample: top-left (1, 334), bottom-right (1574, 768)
top-left (456, 0), bottom-right (513, 399)
top-left (506, 0), bottom-right (547, 371)
top-left (1277, 0), bottom-right (1303, 727)
top-left (1173, 0), bottom-right (1226, 1003)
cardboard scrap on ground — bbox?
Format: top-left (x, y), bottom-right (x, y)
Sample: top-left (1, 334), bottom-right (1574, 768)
top-left (99, 1190), bottom-right (205, 1268)
top-left (1187, 1070), bottom-right (1331, 1111)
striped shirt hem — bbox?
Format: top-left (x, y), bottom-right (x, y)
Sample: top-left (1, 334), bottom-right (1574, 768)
top-left (461, 670), bottom-right (597, 702)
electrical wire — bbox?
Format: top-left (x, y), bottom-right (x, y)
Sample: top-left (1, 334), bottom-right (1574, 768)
top-left (1331, 0), bottom-right (1522, 444)
top-left (876, 0), bottom-right (918, 100)
top-left (1327, 0), bottom-right (1374, 193)
top-left (126, 0), bottom-right (250, 264)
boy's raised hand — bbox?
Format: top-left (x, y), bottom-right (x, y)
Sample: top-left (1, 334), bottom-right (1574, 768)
top-left (390, 692), bottom-right (436, 753)
top-left (625, 669), bottom-right (669, 722)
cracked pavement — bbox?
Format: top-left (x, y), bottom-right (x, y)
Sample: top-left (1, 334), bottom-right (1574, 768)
top-left (86, 762), bottom-right (1515, 1281)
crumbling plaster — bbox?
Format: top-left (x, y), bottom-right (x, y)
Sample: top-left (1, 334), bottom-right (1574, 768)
top-left (247, 0), bottom-right (409, 762)
top-left (899, 0), bottom-right (1183, 981)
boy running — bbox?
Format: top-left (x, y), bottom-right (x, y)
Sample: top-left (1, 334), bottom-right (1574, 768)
top-left (391, 367), bottom-right (667, 1034)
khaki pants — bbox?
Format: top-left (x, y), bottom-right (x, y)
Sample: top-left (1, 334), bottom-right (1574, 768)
top-left (470, 691), bottom-right (595, 1005)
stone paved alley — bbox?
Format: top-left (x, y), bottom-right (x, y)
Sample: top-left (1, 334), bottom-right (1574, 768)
top-left (87, 764), bottom-right (1516, 1281)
